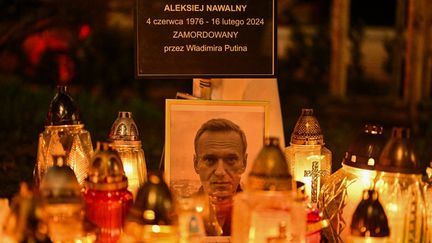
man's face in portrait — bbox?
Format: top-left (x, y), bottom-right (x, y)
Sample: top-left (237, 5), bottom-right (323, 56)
top-left (194, 130), bottom-right (247, 201)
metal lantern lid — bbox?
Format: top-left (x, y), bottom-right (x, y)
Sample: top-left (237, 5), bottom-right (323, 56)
top-left (127, 172), bottom-right (175, 225)
top-left (376, 127), bottom-right (421, 174)
top-left (109, 111), bottom-right (140, 141)
top-left (247, 137), bottom-right (294, 191)
top-left (350, 189), bottom-right (390, 237)
top-left (342, 124), bottom-right (387, 170)
top-left (46, 85), bottom-right (81, 126)
top-left (39, 155), bottom-right (83, 204)
top-left (290, 108), bottom-right (324, 145)
top-left (86, 142), bottom-right (128, 191)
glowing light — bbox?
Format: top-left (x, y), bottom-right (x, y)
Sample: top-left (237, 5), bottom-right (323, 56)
top-left (195, 205), bottom-right (203, 213)
top-left (152, 225), bottom-right (161, 233)
top-left (386, 203), bottom-right (398, 213)
top-left (357, 169), bottom-right (375, 185)
top-left (396, 148), bottom-right (404, 161)
top-left (143, 210), bottom-right (155, 221)
top-left (148, 191), bottom-right (157, 205)
top-left (123, 162), bottom-right (133, 175)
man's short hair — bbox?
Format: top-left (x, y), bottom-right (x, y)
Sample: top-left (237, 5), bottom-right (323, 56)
top-left (194, 118), bottom-right (247, 154)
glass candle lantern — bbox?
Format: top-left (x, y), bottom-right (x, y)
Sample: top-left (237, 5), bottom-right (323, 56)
top-left (232, 137), bottom-right (306, 243)
top-left (35, 85), bottom-right (93, 186)
top-left (247, 137), bottom-right (294, 191)
top-left (318, 124), bottom-right (387, 242)
top-left (232, 190), bottom-right (306, 243)
top-left (109, 111), bottom-right (147, 197)
top-left (285, 108), bottom-right (331, 205)
top-left (349, 189), bottom-right (390, 243)
top-left (372, 127), bottom-right (427, 242)
top-left (39, 155), bottom-right (97, 242)
top-left (231, 191), bottom-right (306, 243)
top-left (2, 182), bottom-right (52, 242)
top-left (120, 172), bottom-right (178, 243)
top-left (83, 142), bottom-right (133, 243)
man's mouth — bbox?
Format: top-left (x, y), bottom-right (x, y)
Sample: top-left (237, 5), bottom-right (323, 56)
top-left (208, 183), bottom-right (234, 201)
top-left (210, 182), bottom-right (233, 194)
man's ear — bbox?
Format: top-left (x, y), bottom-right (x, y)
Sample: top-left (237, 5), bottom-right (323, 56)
top-left (193, 154), bottom-right (199, 173)
top-left (240, 153), bottom-right (248, 173)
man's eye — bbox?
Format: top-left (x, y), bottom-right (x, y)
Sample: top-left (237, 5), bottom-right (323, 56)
top-left (225, 157), bottom-right (238, 165)
top-left (204, 157), bottom-right (217, 165)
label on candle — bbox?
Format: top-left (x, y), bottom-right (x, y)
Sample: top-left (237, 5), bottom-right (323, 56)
top-left (135, 0), bottom-right (275, 78)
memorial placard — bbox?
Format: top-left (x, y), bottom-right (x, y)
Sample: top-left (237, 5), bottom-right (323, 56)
top-left (135, 0), bottom-right (275, 78)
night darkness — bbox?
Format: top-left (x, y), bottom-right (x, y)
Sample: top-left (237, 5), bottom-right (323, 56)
top-left (350, 0), bottom-right (396, 26)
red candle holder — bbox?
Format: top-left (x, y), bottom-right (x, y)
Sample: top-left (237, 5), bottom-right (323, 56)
top-left (83, 142), bottom-right (133, 242)
top-left (83, 188), bottom-right (133, 242)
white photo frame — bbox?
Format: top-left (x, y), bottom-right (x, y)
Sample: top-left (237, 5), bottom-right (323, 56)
top-left (165, 99), bottom-right (269, 197)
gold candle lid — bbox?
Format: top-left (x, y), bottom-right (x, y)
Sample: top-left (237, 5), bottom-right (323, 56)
top-left (247, 137), bottom-right (293, 191)
top-left (127, 172), bottom-right (176, 225)
top-left (342, 124), bottom-right (386, 170)
top-left (39, 155), bottom-right (83, 204)
top-left (376, 127), bottom-right (421, 174)
top-left (109, 111), bottom-right (140, 141)
top-left (290, 108), bottom-right (323, 145)
top-left (86, 142), bottom-right (128, 190)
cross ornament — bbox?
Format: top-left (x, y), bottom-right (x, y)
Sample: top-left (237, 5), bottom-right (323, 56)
top-left (304, 161), bottom-right (328, 203)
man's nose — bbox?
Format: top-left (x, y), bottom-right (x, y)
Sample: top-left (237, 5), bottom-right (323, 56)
top-left (214, 159), bottom-right (226, 176)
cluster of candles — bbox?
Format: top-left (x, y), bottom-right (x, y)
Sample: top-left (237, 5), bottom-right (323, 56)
top-left (286, 109), bottom-right (430, 243)
top-left (2, 86), bottom-right (150, 242)
top-left (1, 86), bottom-right (431, 243)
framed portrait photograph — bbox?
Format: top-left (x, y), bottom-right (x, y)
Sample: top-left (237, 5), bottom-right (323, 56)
top-left (165, 99), bottom-right (269, 198)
